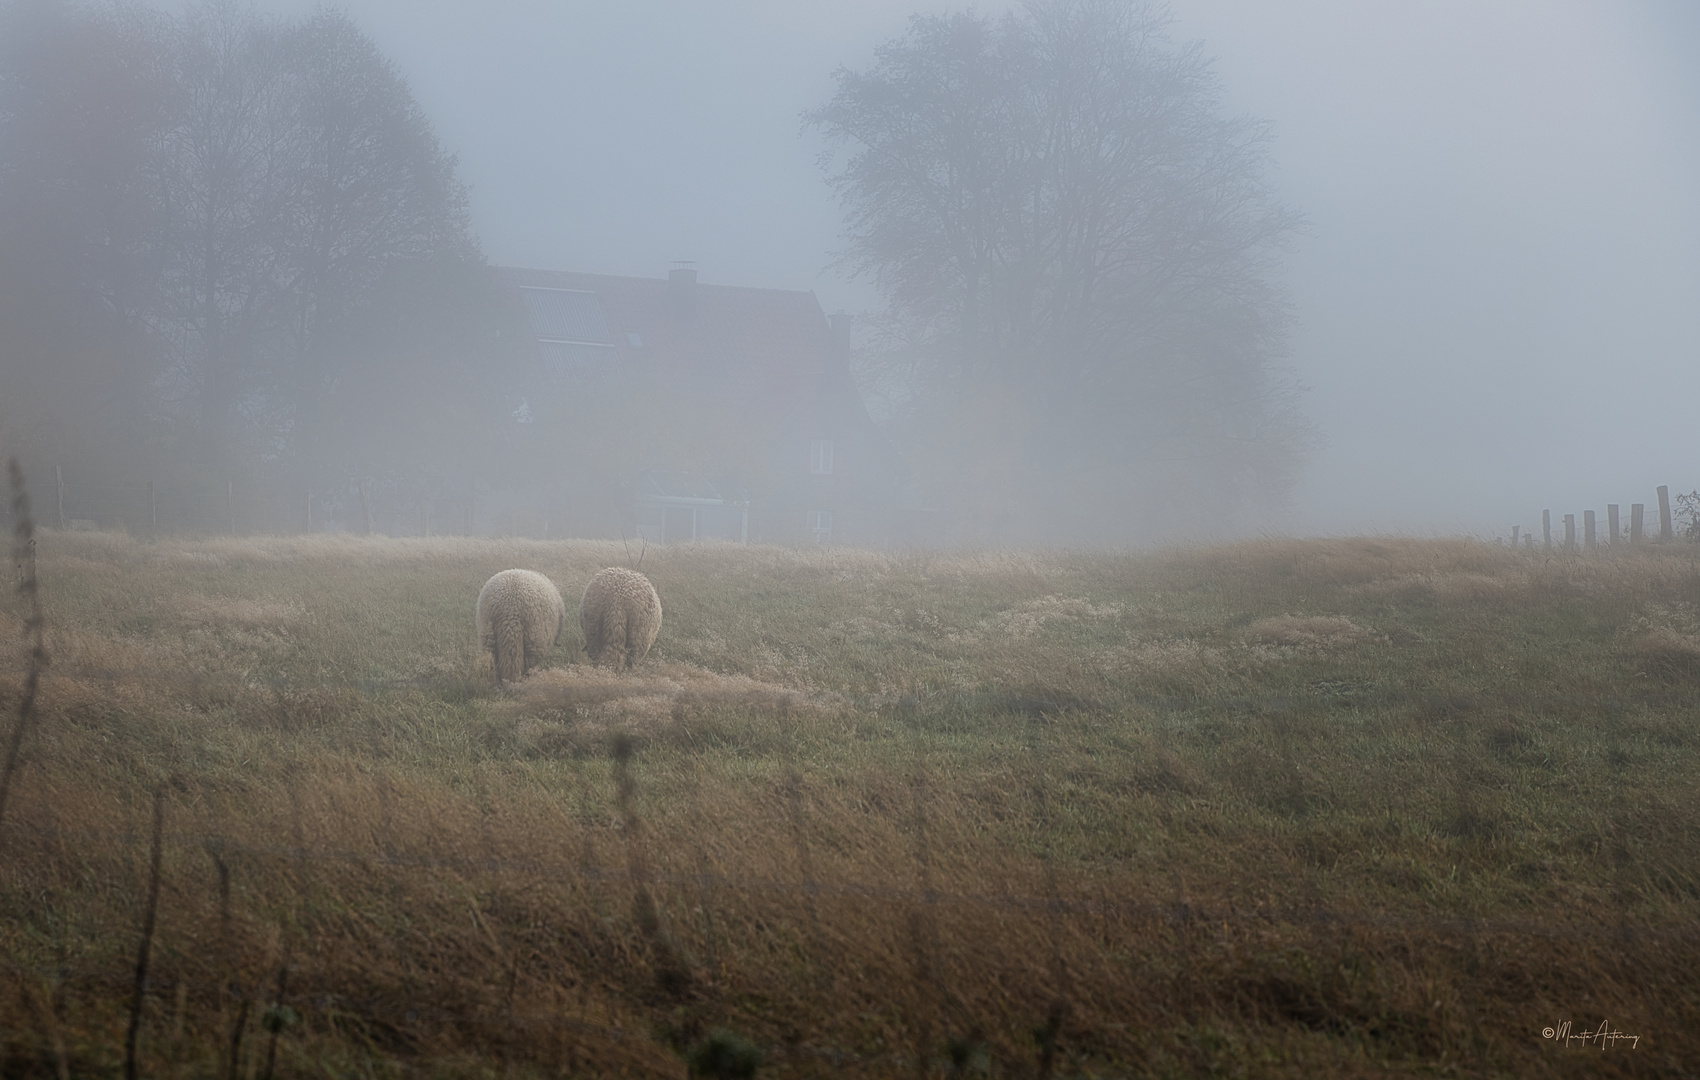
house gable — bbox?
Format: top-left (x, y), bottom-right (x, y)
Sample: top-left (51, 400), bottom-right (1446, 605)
top-left (494, 265), bottom-right (907, 544)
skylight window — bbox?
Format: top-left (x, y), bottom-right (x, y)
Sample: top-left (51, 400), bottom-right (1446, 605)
top-left (518, 287), bottom-right (613, 344)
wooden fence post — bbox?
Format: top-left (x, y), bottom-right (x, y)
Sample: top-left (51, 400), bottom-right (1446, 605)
top-left (1563, 513), bottom-right (1575, 552)
top-left (1631, 503), bottom-right (1645, 545)
top-left (1584, 509), bottom-right (1596, 551)
top-left (1608, 503), bottom-right (1620, 545)
top-left (55, 466), bottom-right (64, 529)
top-left (1511, 525), bottom-right (1520, 546)
top-left (1658, 485), bottom-right (1673, 542)
top-left (1542, 509), bottom-right (1551, 551)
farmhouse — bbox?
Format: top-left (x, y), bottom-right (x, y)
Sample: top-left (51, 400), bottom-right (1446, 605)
top-left (495, 265), bottom-right (918, 546)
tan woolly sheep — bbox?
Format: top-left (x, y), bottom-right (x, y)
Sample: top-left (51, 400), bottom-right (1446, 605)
top-left (579, 567), bottom-right (662, 670)
top-left (476, 569), bottom-right (566, 685)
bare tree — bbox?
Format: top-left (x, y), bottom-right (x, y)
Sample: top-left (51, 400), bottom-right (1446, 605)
top-left (2, 0), bottom-right (506, 511)
top-left (811, 0), bottom-right (1311, 541)
top-left (275, 8), bottom-right (477, 480)
top-left (155, 0), bottom-right (298, 467)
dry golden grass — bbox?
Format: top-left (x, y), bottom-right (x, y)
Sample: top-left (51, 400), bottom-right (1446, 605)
top-left (1241, 614), bottom-right (1378, 648)
top-left (1, 528), bottom-right (1697, 1077)
top-left (502, 660), bottom-right (840, 753)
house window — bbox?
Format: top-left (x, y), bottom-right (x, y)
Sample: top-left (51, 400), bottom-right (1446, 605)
top-left (807, 510), bottom-right (832, 543)
top-left (810, 438), bottom-right (834, 475)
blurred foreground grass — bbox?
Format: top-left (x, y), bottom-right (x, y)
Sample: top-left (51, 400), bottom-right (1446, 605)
top-left (0, 529), bottom-right (1696, 1077)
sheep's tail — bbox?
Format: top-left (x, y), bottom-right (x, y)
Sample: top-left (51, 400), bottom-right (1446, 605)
top-left (600, 605), bottom-right (631, 669)
top-left (493, 611), bottom-right (526, 685)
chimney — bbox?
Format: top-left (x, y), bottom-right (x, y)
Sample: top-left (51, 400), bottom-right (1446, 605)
top-left (828, 312), bottom-right (852, 368)
top-left (668, 266), bottom-right (697, 320)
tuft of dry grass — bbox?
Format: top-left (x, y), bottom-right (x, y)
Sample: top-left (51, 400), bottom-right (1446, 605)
top-left (1, 527), bottom-right (1698, 1078)
top-left (501, 660), bottom-right (839, 753)
top-left (1241, 614), bottom-right (1380, 648)
top-left (1624, 625), bottom-right (1700, 680)
top-left (173, 594), bottom-right (307, 634)
top-left (989, 593), bottom-right (1122, 637)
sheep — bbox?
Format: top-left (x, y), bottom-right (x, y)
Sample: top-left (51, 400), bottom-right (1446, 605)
top-left (579, 566), bottom-right (662, 670)
top-left (476, 569), bottom-right (566, 685)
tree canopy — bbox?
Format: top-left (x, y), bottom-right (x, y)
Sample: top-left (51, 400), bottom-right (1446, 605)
top-left (0, 0), bottom-right (518, 500)
top-left (811, 0), bottom-right (1312, 542)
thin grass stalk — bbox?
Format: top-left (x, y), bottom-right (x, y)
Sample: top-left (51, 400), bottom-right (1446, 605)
top-left (206, 838), bottom-right (252, 1080)
top-left (124, 788), bottom-right (167, 1080)
top-left (684, 757), bottom-right (723, 1007)
top-left (908, 772), bottom-right (941, 1080)
top-left (693, 842), bottom-right (721, 992)
top-left (225, 999), bottom-right (251, 1080)
top-left (260, 954), bottom-right (291, 1080)
top-left (572, 755), bottom-right (603, 909)
top-left (612, 732), bottom-right (690, 998)
top-left (780, 707), bottom-right (829, 994)
top-left (1032, 770), bottom-right (1071, 1077)
top-left (0, 459), bottom-right (47, 851)
top-left (613, 730), bottom-right (649, 905)
top-left (213, 841), bottom-right (234, 990)
top-left (45, 928), bottom-right (72, 1080)
top-left (783, 772), bottom-right (824, 960)
top-left (286, 768), bottom-right (307, 899)
top-left (1034, 998), bottom-right (1067, 1080)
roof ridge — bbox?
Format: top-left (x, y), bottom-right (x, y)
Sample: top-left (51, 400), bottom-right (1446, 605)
top-left (495, 265), bottom-right (819, 300)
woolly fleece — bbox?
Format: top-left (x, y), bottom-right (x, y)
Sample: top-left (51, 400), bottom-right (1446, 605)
top-left (476, 569), bottom-right (566, 685)
top-left (580, 567), bottom-right (663, 670)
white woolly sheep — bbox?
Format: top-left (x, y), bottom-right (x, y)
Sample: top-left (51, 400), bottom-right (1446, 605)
top-left (579, 567), bottom-right (662, 670)
top-left (476, 569), bottom-right (566, 685)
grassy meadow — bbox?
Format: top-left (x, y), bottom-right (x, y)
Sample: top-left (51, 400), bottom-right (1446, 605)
top-left (0, 528), bottom-right (1697, 1077)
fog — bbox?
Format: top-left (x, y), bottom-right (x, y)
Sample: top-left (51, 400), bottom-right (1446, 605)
top-left (297, 0), bottom-right (1697, 538)
top-left (4, 8), bottom-right (1697, 1060)
top-left (1175, 1), bottom-right (1700, 536)
top-left (11, 0), bottom-right (1699, 541)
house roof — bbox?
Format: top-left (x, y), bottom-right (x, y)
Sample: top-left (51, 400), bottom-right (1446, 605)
top-left (495, 266), bottom-right (835, 413)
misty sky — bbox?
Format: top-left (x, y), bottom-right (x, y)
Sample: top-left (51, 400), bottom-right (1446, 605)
top-left (251, 0), bottom-right (1699, 538)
